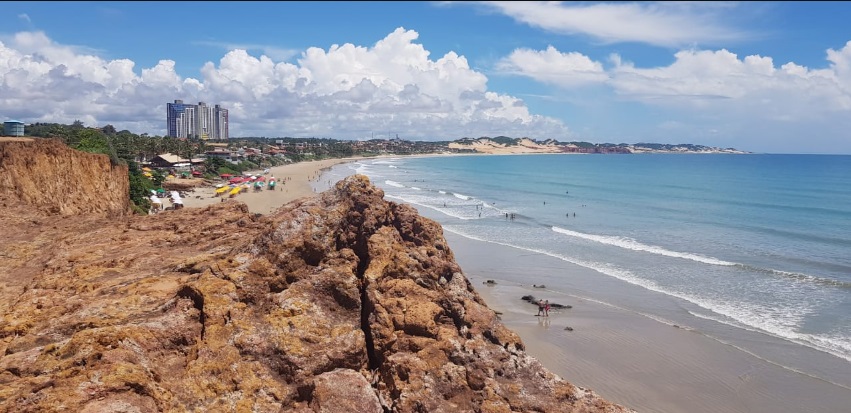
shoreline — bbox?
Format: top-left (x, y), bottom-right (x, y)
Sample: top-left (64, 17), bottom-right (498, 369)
top-left (180, 155), bottom-right (851, 413)
top-left (180, 153), bottom-right (467, 214)
top-left (443, 231), bottom-right (851, 413)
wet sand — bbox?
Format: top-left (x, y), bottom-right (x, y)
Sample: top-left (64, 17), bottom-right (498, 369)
top-left (446, 231), bottom-right (851, 413)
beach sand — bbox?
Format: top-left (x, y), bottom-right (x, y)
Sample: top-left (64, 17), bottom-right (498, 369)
top-left (181, 158), bottom-right (851, 413)
top-left (445, 231), bottom-right (851, 413)
top-left (180, 157), bottom-right (360, 214)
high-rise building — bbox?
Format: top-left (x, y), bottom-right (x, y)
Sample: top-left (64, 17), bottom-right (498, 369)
top-left (166, 100), bottom-right (229, 140)
top-left (214, 104), bottom-right (229, 141)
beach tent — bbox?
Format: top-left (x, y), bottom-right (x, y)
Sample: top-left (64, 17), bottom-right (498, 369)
top-left (220, 174), bottom-right (233, 179)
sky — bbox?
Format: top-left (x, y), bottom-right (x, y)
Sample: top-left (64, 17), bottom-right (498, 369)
top-left (2, 2), bottom-right (851, 154)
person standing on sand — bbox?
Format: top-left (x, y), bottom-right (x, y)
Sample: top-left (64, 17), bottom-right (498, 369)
top-left (544, 300), bottom-right (550, 317)
top-left (537, 299), bottom-right (545, 316)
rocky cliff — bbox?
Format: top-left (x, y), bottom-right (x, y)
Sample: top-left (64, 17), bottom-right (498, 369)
top-left (0, 138), bottom-right (130, 217)
top-left (0, 140), bottom-right (633, 412)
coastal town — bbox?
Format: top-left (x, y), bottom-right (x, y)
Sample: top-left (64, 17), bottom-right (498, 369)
top-left (3, 118), bottom-right (747, 215)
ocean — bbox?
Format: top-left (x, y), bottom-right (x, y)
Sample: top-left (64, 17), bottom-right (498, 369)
top-left (317, 153), bottom-right (851, 389)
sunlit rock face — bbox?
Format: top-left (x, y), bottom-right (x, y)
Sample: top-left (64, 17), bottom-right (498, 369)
top-left (0, 139), bottom-right (632, 412)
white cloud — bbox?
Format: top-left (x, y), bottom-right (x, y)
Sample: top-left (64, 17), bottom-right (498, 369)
top-left (500, 42), bottom-right (851, 153)
top-left (496, 45), bottom-right (608, 86)
top-left (500, 42), bottom-right (851, 116)
top-left (0, 29), bottom-right (569, 140)
top-left (473, 1), bottom-right (749, 47)
top-left (609, 47), bottom-right (851, 115)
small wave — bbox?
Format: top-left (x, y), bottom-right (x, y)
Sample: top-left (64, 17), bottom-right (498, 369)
top-left (388, 165), bottom-right (398, 168)
top-left (353, 163), bottom-right (369, 174)
top-left (736, 264), bottom-right (851, 289)
top-left (551, 226), bottom-right (735, 266)
top-left (444, 225), bottom-right (851, 367)
top-left (384, 180), bottom-right (405, 188)
top-left (453, 193), bottom-right (471, 200)
top-left (410, 186), bottom-right (422, 191)
top-left (443, 226), bottom-right (672, 295)
top-left (689, 311), bottom-right (851, 372)
top-left (438, 190), bottom-right (446, 194)
top-left (385, 194), bottom-right (478, 221)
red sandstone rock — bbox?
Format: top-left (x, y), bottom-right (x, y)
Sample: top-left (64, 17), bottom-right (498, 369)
top-left (0, 139), bottom-right (634, 412)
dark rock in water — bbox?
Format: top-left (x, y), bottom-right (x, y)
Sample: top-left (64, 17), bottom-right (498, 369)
top-left (533, 284), bottom-right (546, 288)
top-left (564, 326), bottom-right (574, 331)
top-left (522, 295), bottom-right (571, 309)
top-left (484, 279), bottom-right (497, 285)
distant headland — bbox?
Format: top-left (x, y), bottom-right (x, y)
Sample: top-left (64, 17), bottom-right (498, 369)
top-left (446, 136), bottom-right (749, 155)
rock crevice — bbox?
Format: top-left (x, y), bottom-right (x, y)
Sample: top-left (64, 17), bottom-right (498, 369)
top-left (0, 140), bottom-right (634, 412)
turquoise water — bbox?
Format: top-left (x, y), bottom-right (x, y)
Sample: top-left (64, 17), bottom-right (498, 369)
top-left (321, 153), bottom-right (851, 377)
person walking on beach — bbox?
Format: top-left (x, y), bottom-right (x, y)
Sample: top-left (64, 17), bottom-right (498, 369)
top-left (537, 299), bottom-right (545, 316)
top-left (544, 300), bottom-right (550, 317)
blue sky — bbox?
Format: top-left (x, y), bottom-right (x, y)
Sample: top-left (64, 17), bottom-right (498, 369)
top-left (2, 2), bottom-right (851, 154)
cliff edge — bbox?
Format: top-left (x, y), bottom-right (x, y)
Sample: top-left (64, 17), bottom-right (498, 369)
top-left (0, 138), bottom-right (130, 217)
top-left (0, 140), bottom-right (633, 412)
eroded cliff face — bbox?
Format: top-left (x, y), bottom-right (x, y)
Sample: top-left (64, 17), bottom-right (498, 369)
top-left (0, 140), bottom-right (632, 412)
top-left (0, 139), bottom-right (130, 217)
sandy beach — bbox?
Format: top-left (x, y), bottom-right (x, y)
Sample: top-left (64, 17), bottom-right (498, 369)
top-left (444, 231), bottom-right (851, 413)
top-left (180, 157), bottom-right (362, 214)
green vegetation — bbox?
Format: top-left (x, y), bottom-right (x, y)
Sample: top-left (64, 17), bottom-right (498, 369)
top-left (26, 122), bottom-right (212, 214)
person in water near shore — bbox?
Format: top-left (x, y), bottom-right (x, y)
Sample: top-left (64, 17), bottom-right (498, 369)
top-left (544, 300), bottom-right (550, 317)
top-left (537, 299), bottom-right (545, 316)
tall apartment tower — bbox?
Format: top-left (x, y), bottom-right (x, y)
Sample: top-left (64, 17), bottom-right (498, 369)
top-left (166, 100), bottom-right (229, 140)
top-left (214, 104), bottom-right (229, 140)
